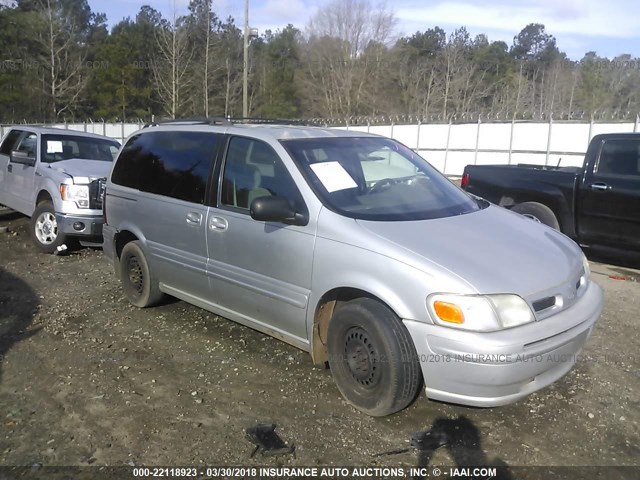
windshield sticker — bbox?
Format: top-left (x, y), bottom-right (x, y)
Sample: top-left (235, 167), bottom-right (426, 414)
top-left (310, 162), bottom-right (358, 193)
top-left (46, 140), bottom-right (64, 154)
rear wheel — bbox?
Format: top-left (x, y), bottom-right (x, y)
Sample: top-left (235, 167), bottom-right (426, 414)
top-left (511, 202), bottom-right (560, 230)
top-left (327, 298), bottom-right (422, 416)
top-left (119, 241), bottom-right (164, 308)
top-left (31, 201), bottom-right (68, 253)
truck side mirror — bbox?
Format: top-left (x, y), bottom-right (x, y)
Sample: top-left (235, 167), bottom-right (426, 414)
top-left (10, 150), bottom-right (36, 167)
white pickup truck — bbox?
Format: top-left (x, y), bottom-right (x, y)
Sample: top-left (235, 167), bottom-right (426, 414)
top-left (0, 126), bottom-right (120, 252)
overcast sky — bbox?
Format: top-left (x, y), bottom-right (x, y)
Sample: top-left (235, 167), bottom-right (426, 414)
top-left (88, 0), bottom-right (640, 60)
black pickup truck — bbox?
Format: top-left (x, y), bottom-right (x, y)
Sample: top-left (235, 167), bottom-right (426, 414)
top-left (462, 133), bottom-right (640, 251)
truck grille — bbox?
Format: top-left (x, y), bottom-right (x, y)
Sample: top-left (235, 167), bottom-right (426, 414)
top-left (89, 178), bottom-right (106, 210)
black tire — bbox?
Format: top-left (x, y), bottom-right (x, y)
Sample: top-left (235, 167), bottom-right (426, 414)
top-left (30, 201), bottom-right (69, 253)
top-left (511, 202), bottom-right (560, 230)
top-left (119, 241), bottom-right (164, 308)
top-left (327, 298), bottom-right (422, 416)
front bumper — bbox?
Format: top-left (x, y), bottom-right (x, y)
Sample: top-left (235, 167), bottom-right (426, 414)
top-left (403, 281), bottom-right (603, 407)
top-left (55, 212), bottom-right (104, 237)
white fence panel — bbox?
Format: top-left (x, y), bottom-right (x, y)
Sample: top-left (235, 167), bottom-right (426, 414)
top-left (549, 124), bottom-right (589, 153)
top-left (511, 123), bottom-right (551, 153)
top-left (477, 123), bottom-right (512, 151)
top-left (418, 124), bottom-right (450, 150)
top-left (2, 118), bottom-right (638, 175)
top-left (448, 124), bottom-right (478, 150)
top-left (391, 125), bottom-right (418, 148)
top-left (590, 123), bottom-right (635, 137)
top-left (476, 152), bottom-right (510, 165)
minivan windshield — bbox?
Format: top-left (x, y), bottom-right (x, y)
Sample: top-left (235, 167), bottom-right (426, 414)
top-left (282, 137), bottom-right (484, 221)
top-left (41, 134), bottom-right (120, 163)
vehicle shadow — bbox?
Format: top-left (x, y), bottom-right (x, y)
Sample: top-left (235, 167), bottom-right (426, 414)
top-left (414, 415), bottom-right (513, 480)
top-left (585, 246), bottom-right (640, 272)
top-left (0, 267), bottom-right (41, 384)
top-left (0, 209), bottom-right (25, 223)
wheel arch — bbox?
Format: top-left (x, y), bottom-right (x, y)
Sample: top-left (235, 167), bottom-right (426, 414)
top-left (309, 286), bottom-right (402, 366)
top-left (499, 189), bottom-right (573, 234)
top-left (34, 175), bottom-right (65, 213)
top-left (35, 189), bottom-right (53, 206)
top-left (114, 229), bottom-right (142, 259)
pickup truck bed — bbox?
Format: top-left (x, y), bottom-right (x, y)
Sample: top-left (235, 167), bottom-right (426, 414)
top-left (462, 133), bottom-right (640, 251)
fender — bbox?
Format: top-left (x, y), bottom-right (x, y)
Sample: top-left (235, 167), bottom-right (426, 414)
top-left (112, 220), bottom-right (149, 253)
top-left (33, 175), bottom-right (66, 214)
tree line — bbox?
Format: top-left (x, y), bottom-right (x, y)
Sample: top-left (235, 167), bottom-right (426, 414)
top-left (0, 0), bottom-right (638, 123)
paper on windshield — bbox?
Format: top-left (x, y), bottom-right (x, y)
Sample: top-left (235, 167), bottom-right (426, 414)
top-left (310, 161), bottom-right (358, 193)
top-left (46, 140), bottom-right (63, 154)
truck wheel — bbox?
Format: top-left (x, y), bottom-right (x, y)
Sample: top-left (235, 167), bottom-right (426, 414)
top-left (119, 240), bottom-right (164, 308)
top-left (327, 298), bottom-right (421, 416)
top-left (31, 201), bottom-right (69, 253)
top-left (511, 202), bottom-right (560, 230)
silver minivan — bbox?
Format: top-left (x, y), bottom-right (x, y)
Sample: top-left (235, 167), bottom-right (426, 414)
top-left (102, 120), bottom-right (603, 416)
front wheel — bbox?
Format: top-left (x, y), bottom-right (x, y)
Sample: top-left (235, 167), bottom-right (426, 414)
top-left (30, 202), bottom-right (68, 253)
top-left (327, 298), bottom-right (422, 416)
top-left (119, 241), bottom-right (164, 308)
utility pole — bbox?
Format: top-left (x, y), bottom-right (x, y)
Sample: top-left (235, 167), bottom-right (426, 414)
top-left (243, 0), bottom-right (249, 118)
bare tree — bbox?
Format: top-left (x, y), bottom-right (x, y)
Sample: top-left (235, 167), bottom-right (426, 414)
top-left (35, 0), bottom-right (89, 119)
top-left (152, 1), bottom-right (194, 118)
top-left (438, 28), bottom-right (485, 118)
top-left (304, 0), bottom-right (397, 118)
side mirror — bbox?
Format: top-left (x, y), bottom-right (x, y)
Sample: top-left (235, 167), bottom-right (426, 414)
top-left (10, 150), bottom-right (36, 167)
top-left (250, 195), bottom-right (308, 226)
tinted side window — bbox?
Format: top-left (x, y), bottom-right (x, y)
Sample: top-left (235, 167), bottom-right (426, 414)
top-left (111, 134), bottom-right (143, 189)
top-left (112, 131), bottom-right (219, 204)
top-left (221, 137), bottom-right (304, 211)
top-left (597, 140), bottom-right (640, 177)
top-left (0, 130), bottom-right (24, 155)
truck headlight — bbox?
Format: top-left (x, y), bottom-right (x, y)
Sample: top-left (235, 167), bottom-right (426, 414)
top-left (427, 293), bottom-right (535, 332)
top-left (60, 184), bottom-right (90, 208)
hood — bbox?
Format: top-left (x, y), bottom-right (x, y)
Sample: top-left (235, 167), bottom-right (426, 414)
top-left (356, 205), bottom-right (583, 299)
top-left (49, 159), bottom-right (112, 183)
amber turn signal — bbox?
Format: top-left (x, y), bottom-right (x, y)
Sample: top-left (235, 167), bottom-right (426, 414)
top-left (433, 301), bottom-right (465, 324)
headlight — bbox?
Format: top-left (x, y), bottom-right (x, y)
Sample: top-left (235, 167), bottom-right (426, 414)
top-left (427, 293), bottom-right (535, 332)
top-left (60, 184), bottom-right (90, 208)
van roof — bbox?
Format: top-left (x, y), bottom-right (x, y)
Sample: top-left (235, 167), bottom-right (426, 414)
top-left (142, 122), bottom-right (377, 141)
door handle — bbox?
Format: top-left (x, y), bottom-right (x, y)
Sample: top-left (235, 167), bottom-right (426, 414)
top-left (186, 212), bottom-right (202, 226)
top-left (7, 164), bottom-right (12, 173)
top-left (209, 216), bottom-right (228, 232)
top-left (588, 182), bottom-right (611, 191)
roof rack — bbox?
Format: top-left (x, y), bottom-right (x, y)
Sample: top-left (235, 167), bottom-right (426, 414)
top-left (228, 117), bottom-right (320, 127)
top-left (143, 116), bottom-right (319, 128)
top-left (144, 116), bottom-right (231, 128)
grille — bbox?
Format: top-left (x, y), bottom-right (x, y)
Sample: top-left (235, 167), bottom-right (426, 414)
top-left (532, 296), bottom-right (556, 312)
top-left (89, 178), bottom-right (106, 210)
top-left (532, 268), bottom-right (585, 319)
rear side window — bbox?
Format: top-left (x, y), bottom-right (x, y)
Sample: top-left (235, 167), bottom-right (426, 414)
top-left (596, 140), bottom-right (640, 177)
top-left (0, 130), bottom-right (24, 155)
top-left (112, 131), bottom-right (219, 204)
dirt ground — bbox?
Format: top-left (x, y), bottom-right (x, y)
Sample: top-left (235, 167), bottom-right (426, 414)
top-left (0, 209), bottom-right (638, 477)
